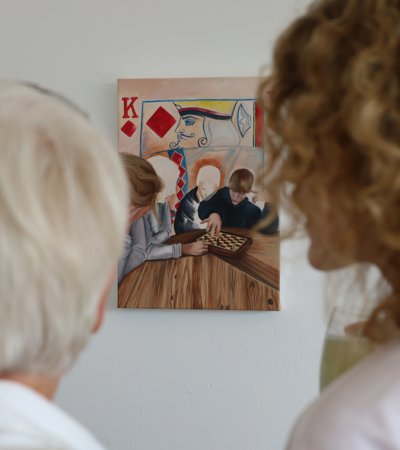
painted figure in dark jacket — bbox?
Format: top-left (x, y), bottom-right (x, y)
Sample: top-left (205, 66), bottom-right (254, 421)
top-left (198, 168), bottom-right (279, 236)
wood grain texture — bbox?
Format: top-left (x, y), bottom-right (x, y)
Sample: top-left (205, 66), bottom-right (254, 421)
top-left (215, 228), bottom-right (280, 290)
top-left (118, 228), bottom-right (280, 311)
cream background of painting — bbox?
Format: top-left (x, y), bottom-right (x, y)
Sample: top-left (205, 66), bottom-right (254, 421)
top-left (0, 1), bottom-right (328, 450)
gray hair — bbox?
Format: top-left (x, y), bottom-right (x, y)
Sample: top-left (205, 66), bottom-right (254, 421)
top-left (0, 81), bottom-right (128, 375)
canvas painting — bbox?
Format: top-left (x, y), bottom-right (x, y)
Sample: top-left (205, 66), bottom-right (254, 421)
top-left (118, 77), bottom-right (280, 310)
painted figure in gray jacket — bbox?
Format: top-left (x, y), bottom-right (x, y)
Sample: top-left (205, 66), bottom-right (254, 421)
top-left (118, 203), bottom-right (181, 283)
top-left (118, 153), bottom-right (208, 284)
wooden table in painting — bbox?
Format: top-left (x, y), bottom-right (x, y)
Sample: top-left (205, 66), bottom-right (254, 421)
top-left (118, 228), bottom-right (280, 311)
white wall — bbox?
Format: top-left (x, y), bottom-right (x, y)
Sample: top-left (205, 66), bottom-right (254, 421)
top-left (0, 1), bottom-right (328, 449)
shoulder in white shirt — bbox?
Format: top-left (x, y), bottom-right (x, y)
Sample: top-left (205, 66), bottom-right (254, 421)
top-left (0, 380), bottom-right (105, 450)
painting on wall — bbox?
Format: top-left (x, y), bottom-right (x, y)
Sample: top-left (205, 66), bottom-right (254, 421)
top-left (118, 77), bottom-right (280, 310)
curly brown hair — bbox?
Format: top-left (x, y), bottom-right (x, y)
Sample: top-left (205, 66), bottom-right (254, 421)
top-left (259, 0), bottom-right (400, 342)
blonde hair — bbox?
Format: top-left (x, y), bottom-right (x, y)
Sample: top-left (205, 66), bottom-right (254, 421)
top-left (228, 168), bottom-right (254, 193)
top-left (0, 81), bottom-right (129, 375)
top-left (259, 0), bottom-right (400, 342)
top-left (120, 153), bottom-right (163, 209)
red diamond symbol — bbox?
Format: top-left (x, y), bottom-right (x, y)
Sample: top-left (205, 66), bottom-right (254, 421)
top-left (177, 178), bottom-right (185, 189)
top-left (146, 107), bottom-right (176, 138)
top-left (177, 191), bottom-right (184, 201)
top-left (171, 152), bottom-right (183, 165)
top-left (179, 166), bottom-right (186, 177)
top-left (121, 120), bottom-right (137, 137)
top-left (175, 202), bottom-right (180, 210)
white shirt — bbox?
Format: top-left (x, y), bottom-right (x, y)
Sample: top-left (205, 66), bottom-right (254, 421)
top-left (0, 380), bottom-right (105, 450)
top-left (287, 339), bottom-right (400, 450)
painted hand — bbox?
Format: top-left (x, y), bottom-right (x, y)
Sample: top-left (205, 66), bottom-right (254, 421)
top-left (201, 213), bottom-right (222, 237)
top-left (165, 194), bottom-right (177, 211)
top-left (182, 241), bottom-right (208, 256)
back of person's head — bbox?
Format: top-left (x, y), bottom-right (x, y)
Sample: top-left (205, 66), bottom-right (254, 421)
top-left (260, 0), bottom-right (400, 236)
top-left (228, 168), bottom-right (254, 193)
top-left (0, 81), bottom-right (128, 376)
top-left (121, 153), bottom-right (163, 208)
top-left (259, 0), bottom-right (400, 341)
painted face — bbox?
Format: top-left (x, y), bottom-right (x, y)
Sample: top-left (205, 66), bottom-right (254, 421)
top-left (229, 189), bottom-right (248, 206)
top-left (196, 165), bottom-right (220, 200)
top-left (174, 115), bottom-right (206, 148)
top-left (198, 179), bottom-right (219, 200)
